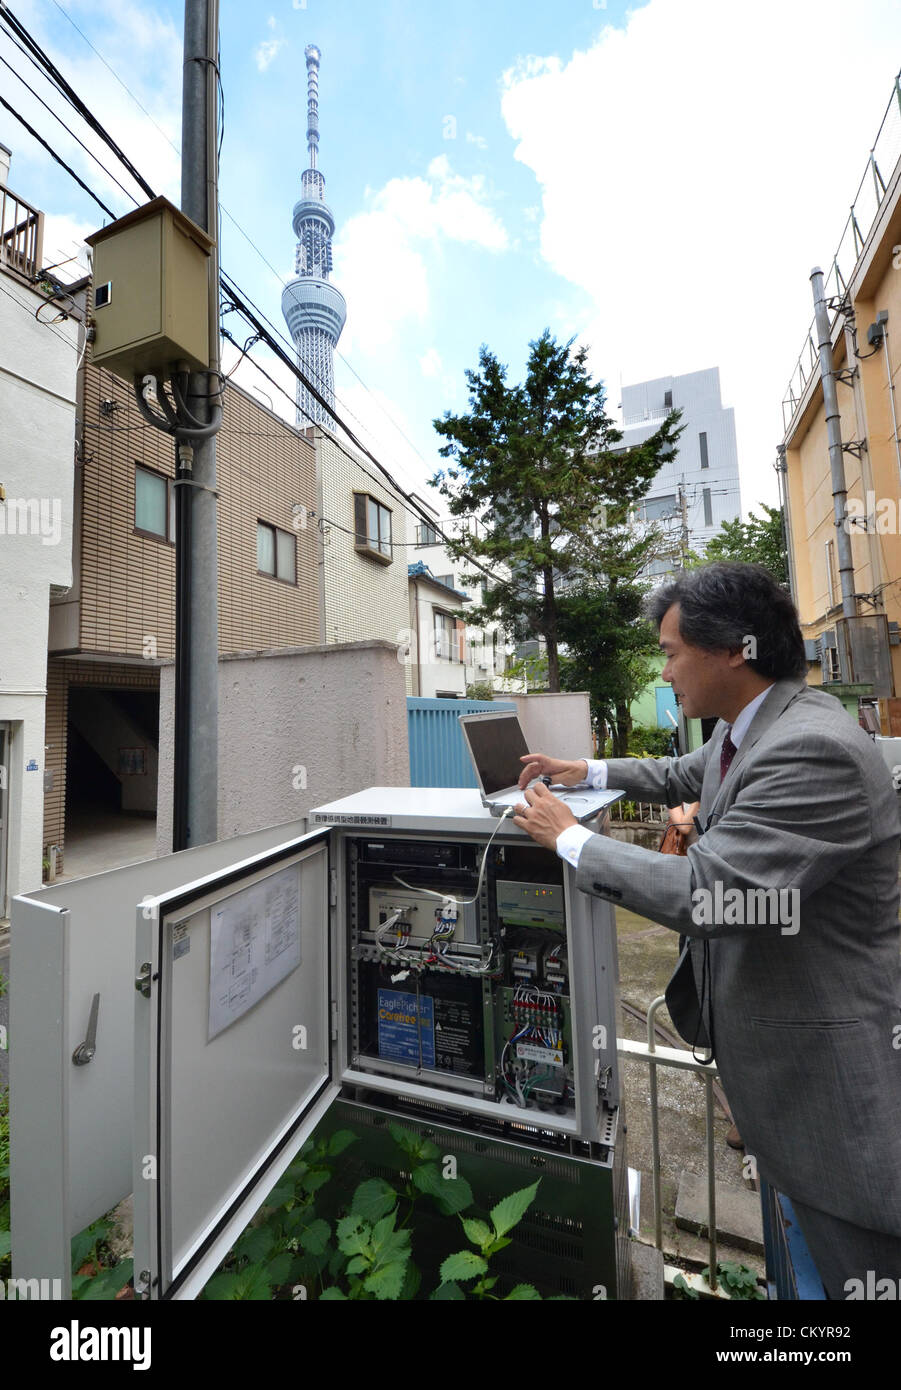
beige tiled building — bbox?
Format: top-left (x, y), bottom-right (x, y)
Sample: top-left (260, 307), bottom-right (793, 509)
top-left (46, 355), bottom-right (322, 866)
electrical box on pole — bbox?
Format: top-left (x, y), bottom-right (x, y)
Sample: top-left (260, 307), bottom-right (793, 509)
top-left (85, 195), bottom-right (213, 380)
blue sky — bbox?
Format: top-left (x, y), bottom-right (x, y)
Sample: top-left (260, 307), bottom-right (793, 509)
top-left (3, 0), bottom-right (901, 514)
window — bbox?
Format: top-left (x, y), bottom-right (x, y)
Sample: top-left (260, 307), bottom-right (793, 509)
top-left (699, 431), bottom-right (709, 469)
top-left (134, 464), bottom-right (175, 542)
top-left (432, 574), bottom-right (455, 589)
top-left (416, 522), bottom-right (439, 546)
top-left (641, 493), bottom-right (677, 522)
top-left (433, 611), bottom-right (461, 662)
top-left (664, 389), bottom-right (673, 408)
top-left (353, 492), bottom-right (393, 563)
top-left (257, 521), bottom-right (296, 583)
top-left (702, 487), bottom-right (712, 527)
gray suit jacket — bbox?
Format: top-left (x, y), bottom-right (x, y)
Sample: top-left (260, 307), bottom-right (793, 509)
top-left (577, 678), bottom-right (901, 1236)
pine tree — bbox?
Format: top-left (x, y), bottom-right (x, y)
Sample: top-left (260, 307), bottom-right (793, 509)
top-left (432, 329), bottom-right (682, 690)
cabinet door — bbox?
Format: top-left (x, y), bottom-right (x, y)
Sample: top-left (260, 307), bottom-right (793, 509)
top-left (133, 829), bottom-right (337, 1299)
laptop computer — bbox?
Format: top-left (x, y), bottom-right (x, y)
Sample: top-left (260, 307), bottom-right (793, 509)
top-left (458, 710), bottom-right (622, 822)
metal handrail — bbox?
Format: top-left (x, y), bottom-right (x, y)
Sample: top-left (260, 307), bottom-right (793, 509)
top-left (618, 994), bottom-right (720, 1291)
top-left (0, 185), bottom-right (44, 281)
top-left (782, 70), bottom-right (901, 432)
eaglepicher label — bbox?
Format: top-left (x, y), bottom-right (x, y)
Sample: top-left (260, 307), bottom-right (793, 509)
top-left (310, 813), bottom-right (393, 827)
top-left (516, 1042), bottom-right (564, 1068)
top-left (377, 988), bottom-right (435, 1066)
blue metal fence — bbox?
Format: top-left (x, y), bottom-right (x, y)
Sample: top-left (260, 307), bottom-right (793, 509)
top-left (760, 1179), bottom-right (827, 1300)
top-left (407, 697), bottom-right (516, 788)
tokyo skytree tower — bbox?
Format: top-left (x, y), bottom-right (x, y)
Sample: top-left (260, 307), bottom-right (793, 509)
top-left (281, 44), bottom-right (346, 428)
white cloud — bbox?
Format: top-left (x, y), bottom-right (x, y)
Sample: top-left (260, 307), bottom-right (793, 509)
top-left (41, 214), bottom-right (95, 282)
top-left (0, 0), bottom-right (181, 214)
top-left (335, 155), bottom-right (508, 355)
top-left (333, 375), bottom-right (442, 501)
top-left (255, 38), bottom-right (286, 72)
top-left (419, 347), bottom-right (443, 378)
top-left (500, 0), bottom-right (901, 509)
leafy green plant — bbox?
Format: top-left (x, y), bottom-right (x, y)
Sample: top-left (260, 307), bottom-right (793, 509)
top-left (432, 1180), bottom-right (541, 1300)
top-left (70, 1217), bottom-right (133, 1300)
top-left (671, 1271), bottom-right (699, 1300)
top-left (200, 1120), bottom-right (563, 1300)
top-left (200, 1126), bottom-right (358, 1300)
top-left (702, 1260), bottom-right (765, 1300)
top-left (625, 723), bottom-right (675, 759)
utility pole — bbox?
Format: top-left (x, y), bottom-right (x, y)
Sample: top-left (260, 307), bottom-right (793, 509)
top-left (675, 482), bottom-right (689, 568)
top-left (175, 0), bottom-right (221, 848)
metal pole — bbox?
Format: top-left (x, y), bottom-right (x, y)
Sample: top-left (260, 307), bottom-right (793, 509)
top-left (175, 0), bottom-right (220, 849)
top-left (810, 268), bottom-right (857, 636)
top-left (647, 996), bottom-right (663, 1252)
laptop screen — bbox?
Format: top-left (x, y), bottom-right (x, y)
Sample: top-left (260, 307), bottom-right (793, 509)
top-left (462, 714), bottom-right (530, 795)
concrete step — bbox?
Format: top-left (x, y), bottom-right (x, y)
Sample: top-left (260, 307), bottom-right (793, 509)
top-left (675, 1169), bottom-right (765, 1256)
top-left (630, 1238), bottom-right (666, 1299)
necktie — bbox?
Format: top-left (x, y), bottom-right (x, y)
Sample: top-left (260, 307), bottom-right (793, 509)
top-left (720, 726), bottom-right (737, 782)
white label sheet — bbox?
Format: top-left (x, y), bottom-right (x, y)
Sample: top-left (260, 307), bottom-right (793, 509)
top-left (208, 864), bottom-right (302, 1039)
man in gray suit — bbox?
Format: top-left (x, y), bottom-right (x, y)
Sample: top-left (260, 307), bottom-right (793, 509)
top-left (514, 562), bottom-right (901, 1298)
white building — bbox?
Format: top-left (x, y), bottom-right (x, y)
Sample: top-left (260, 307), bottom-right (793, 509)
top-left (409, 509), bottom-right (513, 695)
top-left (312, 426), bottom-right (414, 693)
top-left (0, 152), bottom-right (78, 913)
top-left (619, 366), bottom-right (742, 574)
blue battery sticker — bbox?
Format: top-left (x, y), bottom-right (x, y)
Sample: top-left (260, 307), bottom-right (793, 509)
top-left (377, 989), bottom-right (435, 1067)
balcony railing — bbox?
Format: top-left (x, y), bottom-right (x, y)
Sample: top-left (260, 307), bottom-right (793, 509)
top-left (0, 185), bottom-right (44, 282)
top-left (782, 70), bottom-right (901, 431)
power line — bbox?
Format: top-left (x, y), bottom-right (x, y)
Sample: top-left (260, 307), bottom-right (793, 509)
top-left (33, 0), bottom-right (439, 492)
top-left (1, 12), bottom-right (508, 586)
top-left (0, 2), bottom-right (154, 200)
top-left (217, 203), bottom-right (440, 487)
top-left (0, 93), bottom-right (115, 218)
top-left (0, 47), bottom-right (140, 208)
top-left (44, 0), bottom-right (180, 157)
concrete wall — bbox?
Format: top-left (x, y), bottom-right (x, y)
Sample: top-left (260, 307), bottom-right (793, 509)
top-left (0, 267), bottom-right (77, 905)
top-left (157, 639), bottom-right (409, 850)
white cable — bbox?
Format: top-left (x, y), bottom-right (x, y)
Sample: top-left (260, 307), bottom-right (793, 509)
top-left (392, 805), bottom-right (514, 911)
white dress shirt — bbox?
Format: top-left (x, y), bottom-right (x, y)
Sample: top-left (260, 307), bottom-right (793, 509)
top-left (554, 684), bottom-right (776, 868)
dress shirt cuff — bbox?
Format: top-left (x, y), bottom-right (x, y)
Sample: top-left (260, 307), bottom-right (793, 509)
top-left (556, 824), bottom-right (593, 868)
top-left (583, 759), bottom-right (608, 789)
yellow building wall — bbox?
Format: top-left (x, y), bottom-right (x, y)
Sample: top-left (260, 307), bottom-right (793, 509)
top-left (783, 183), bottom-right (901, 696)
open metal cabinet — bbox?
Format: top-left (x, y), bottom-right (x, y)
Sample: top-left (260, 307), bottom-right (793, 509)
top-left (133, 788), bottom-right (630, 1300)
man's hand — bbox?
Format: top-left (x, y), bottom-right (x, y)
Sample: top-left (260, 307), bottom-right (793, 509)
top-left (513, 781), bottom-right (579, 850)
top-left (518, 753), bottom-right (589, 790)
top-left (667, 801), bottom-right (700, 845)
